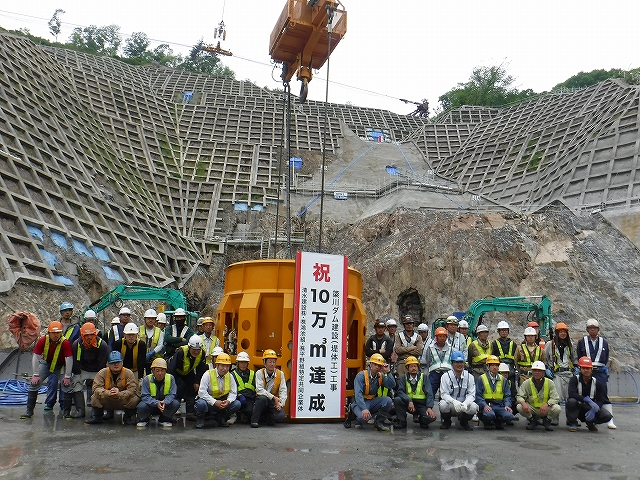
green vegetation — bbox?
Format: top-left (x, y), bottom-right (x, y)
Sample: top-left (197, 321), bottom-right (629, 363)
top-left (552, 68), bottom-right (640, 91)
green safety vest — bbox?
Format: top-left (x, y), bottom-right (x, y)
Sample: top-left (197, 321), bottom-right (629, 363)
top-left (471, 340), bottom-right (492, 366)
top-left (517, 344), bottom-right (541, 369)
top-left (148, 374), bottom-right (173, 397)
top-left (480, 374), bottom-right (505, 401)
top-left (405, 374), bottom-right (426, 400)
top-left (175, 345), bottom-right (204, 376)
top-left (140, 327), bottom-right (161, 351)
top-left (529, 378), bottom-right (550, 408)
top-left (43, 335), bottom-right (63, 373)
top-left (495, 340), bottom-right (516, 361)
top-left (233, 369), bottom-right (255, 392)
top-left (209, 370), bottom-right (232, 398)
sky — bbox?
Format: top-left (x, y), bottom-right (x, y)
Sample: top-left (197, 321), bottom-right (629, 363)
top-left (0, 1), bottom-right (638, 115)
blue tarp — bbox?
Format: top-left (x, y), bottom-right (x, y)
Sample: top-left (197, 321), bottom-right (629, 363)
top-left (92, 246), bottom-right (111, 262)
top-left (102, 266), bottom-right (123, 281)
top-left (26, 225), bottom-right (44, 241)
top-left (54, 275), bottom-right (74, 286)
top-left (72, 239), bottom-right (92, 257)
top-left (50, 231), bottom-right (68, 250)
top-left (39, 248), bottom-right (58, 266)
top-left (234, 203), bottom-right (248, 211)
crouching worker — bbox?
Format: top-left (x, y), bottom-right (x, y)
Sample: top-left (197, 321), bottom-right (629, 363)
top-left (439, 351), bottom-right (478, 431)
top-left (566, 356), bottom-right (612, 432)
top-left (516, 360), bottom-right (561, 431)
top-left (195, 353), bottom-right (240, 428)
top-left (136, 358), bottom-right (179, 428)
top-left (350, 353), bottom-right (396, 432)
top-left (251, 349), bottom-right (288, 428)
top-left (476, 355), bottom-right (515, 430)
top-left (393, 355), bottom-right (436, 429)
top-left (85, 351), bottom-right (139, 425)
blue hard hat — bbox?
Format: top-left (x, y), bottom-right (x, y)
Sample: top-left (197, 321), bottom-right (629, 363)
top-left (59, 302), bottom-right (74, 311)
top-left (451, 351), bottom-right (465, 362)
top-left (108, 351), bottom-right (123, 364)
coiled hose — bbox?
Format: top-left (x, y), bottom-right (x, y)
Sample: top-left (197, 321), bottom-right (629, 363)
top-left (0, 379), bottom-right (47, 405)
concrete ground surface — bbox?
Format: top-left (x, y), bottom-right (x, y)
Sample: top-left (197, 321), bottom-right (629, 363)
top-left (0, 401), bottom-right (638, 480)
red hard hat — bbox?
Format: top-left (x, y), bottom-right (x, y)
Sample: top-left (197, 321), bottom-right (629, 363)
top-left (578, 356), bottom-right (593, 368)
top-left (527, 321), bottom-right (539, 328)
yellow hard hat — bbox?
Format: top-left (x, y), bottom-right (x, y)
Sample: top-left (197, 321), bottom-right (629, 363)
top-left (485, 355), bottom-right (501, 365)
top-left (201, 317), bottom-right (215, 324)
top-left (263, 349), bottom-right (278, 359)
top-left (151, 358), bottom-right (167, 369)
top-left (369, 353), bottom-right (385, 365)
top-left (215, 353), bottom-right (232, 365)
top-left (404, 356), bottom-right (419, 366)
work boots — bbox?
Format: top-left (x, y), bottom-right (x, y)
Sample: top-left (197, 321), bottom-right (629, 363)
top-left (526, 415), bottom-right (538, 430)
top-left (62, 393), bottom-right (74, 419)
top-left (20, 391), bottom-right (38, 419)
top-left (459, 413), bottom-right (474, 431)
top-left (541, 418), bottom-right (554, 431)
top-left (123, 409), bottom-right (137, 425)
top-left (373, 414), bottom-right (391, 432)
top-left (71, 392), bottom-right (85, 419)
top-left (185, 399), bottom-right (196, 421)
top-left (85, 407), bottom-right (104, 424)
top-left (440, 412), bottom-right (452, 430)
top-left (195, 414), bottom-right (205, 429)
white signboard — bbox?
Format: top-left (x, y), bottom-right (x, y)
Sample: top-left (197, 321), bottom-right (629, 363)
top-left (290, 251), bottom-right (347, 419)
top-left (333, 191), bottom-right (348, 200)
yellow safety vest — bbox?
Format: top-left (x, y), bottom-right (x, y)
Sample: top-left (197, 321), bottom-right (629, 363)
top-left (201, 334), bottom-right (220, 358)
top-left (43, 335), bottom-right (63, 373)
top-left (471, 340), bottom-right (492, 366)
top-left (76, 338), bottom-right (102, 361)
top-left (529, 378), bottom-right (550, 408)
top-left (405, 374), bottom-right (426, 400)
top-left (553, 346), bottom-right (574, 371)
top-left (140, 327), bottom-right (161, 351)
top-left (175, 345), bottom-right (204, 376)
top-left (495, 340), bottom-right (516, 361)
top-left (209, 370), bottom-right (232, 398)
top-left (517, 344), bottom-right (541, 369)
top-left (233, 369), bottom-right (256, 392)
top-left (120, 342), bottom-right (139, 372)
top-left (148, 374), bottom-right (172, 397)
top-left (480, 374), bottom-right (505, 401)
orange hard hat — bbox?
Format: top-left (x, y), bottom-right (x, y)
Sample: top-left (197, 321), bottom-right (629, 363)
top-left (527, 321), bottom-right (539, 328)
top-left (578, 356), bottom-right (593, 368)
top-left (80, 322), bottom-right (97, 335)
top-left (555, 322), bottom-right (569, 331)
top-left (48, 321), bottom-right (63, 333)
top-left (435, 327), bottom-right (447, 337)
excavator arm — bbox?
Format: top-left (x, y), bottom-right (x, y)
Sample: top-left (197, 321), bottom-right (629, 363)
top-left (83, 285), bottom-right (195, 318)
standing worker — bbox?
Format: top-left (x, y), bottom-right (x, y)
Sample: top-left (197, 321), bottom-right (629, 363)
top-left (515, 327), bottom-right (543, 384)
top-left (393, 355), bottom-right (436, 429)
top-left (194, 353), bottom-right (240, 428)
top-left (20, 321), bottom-right (73, 419)
top-left (468, 324), bottom-right (492, 380)
top-left (475, 355), bottom-right (515, 430)
top-left (445, 316), bottom-right (467, 362)
top-left (140, 309), bottom-right (165, 368)
top-left (424, 327), bottom-right (453, 396)
top-left (114, 323), bottom-right (147, 381)
top-left (365, 319), bottom-right (393, 363)
top-left (385, 319), bottom-right (398, 376)
top-left (136, 357), bottom-right (179, 429)
top-left (349, 353), bottom-right (396, 431)
top-left (492, 321), bottom-right (517, 390)
top-left (566, 356), bottom-right (612, 432)
top-left (164, 308), bottom-right (195, 356)
top-left (458, 320), bottom-right (472, 349)
top-left (251, 349), bottom-right (288, 428)
top-left (544, 322), bottom-right (576, 403)
top-left (200, 317), bottom-right (221, 369)
top-left (576, 318), bottom-right (616, 429)
top-left (516, 360), bottom-right (560, 431)
top-left (393, 315), bottom-right (423, 376)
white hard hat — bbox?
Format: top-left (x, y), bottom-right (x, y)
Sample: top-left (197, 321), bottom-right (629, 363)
top-left (84, 310), bottom-right (97, 319)
top-left (174, 308), bottom-right (187, 317)
top-left (196, 317), bottom-right (203, 326)
top-left (144, 309), bottom-right (157, 318)
top-left (188, 335), bottom-right (202, 349)
top-left (417, 323), bottom-right (429, 332)
top-left (111, 316), bottom-right (121, 324)
top-left (497, 321), bottom-right (510, 330)
top-left (156, 313), bottom-right (167, 324)
top-left (386, 319), bottom-right (397, 327)
top-left (498, 363), bottom-right (510, 373)
top-left (476, 324), bottom-right (489, 333)
top-left (458, 320), bottom-right (469, 328)
top-left (586, 318), bottom-right (600, 328)
top-left (212, 346), bottom-right (224, 356)
top-left (123, 323), bottom-right (139, 335)
top-left (236, 351), bottom-right (250, 362)
top-left (119, 307), bottom-right (131, 315)
top-left (531, 360), bottom-right (546, 371)
top-left (446, 315), bottom-right (459, 324)
top-left (524, 327), bottom-right (537, 336)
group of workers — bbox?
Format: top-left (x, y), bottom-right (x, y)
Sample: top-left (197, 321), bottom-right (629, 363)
top-left (357, 314), bottom-right (617, 433)
top-left (20, 302), bottom-right (287, 429)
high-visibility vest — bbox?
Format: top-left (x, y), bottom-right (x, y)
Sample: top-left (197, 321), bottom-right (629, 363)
top-left (363, 372), bottom-right (383, 400)
top-left (76, 338), bottom-right (103, 361)
top-left (553, 345), bottom-right (574, 371)
top-left (583, 336), bottom-right (605, 366)
top-left (405, 374), bottom-right (426, 400)
top-left (480, 374), bottom-right (505, 401)
top-left (175, 346), bottom-right (203, 376)
top-left (428, 344), bottom-right (452, 372)
top-left (209, 370), bottom-right (232, 398)
top-left (140, 327), bottom-right (161, 350)
top-left (63, 324), bottom-right (77, 340)
top-left (576, 376), bottom-right (597, 399)
top-left (471, 340), bottom-right (492, 366)
top-left (201, 334), bottom-right (220, 358)
top-left (233, 369), bottom-right (255, 392)
top-left (43, 334), bottom-right (63, 373)
top-left (105, 371), bottom-right (127, 390)
top-left (148, 374), bottom-right (172, 397)
top-left (529, 378), bottom-right (550, 408)
top-left (120, 342), bottom-right (139, 372)
top-left (261, 369), bottom-right (282, 396)
top-left (495, 340), bottom-right (516, 361)
top-left (517, 344), bottom-right (541, 369)
top-left (465, 336), bottom-right (472, 348)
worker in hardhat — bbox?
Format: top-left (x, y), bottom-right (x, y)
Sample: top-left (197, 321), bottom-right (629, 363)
top-left (468, 324), bottom-right (492, 380)
top-left (394, 315), bottom-right (423, 377)
top-left (475, 355), bottom-right (515, 430)
top-left (85, 351), bottom-right (138, 425)
top-left (416, 322), bottom-right (431, 372)
top-left (105, 315), bottom-right (124, 350)
top-left (156, 312), bottom-right (168, 330)
top-left (199, 317), bottom-right (221, 368)
top-left (82, 309), bottom-right (97, 324)
top-left (515, 327), bottom-right (544, 384)
top-left (349, 352), bottom-right (396, 431)
top-left (457, 320), bottom-right (472, 348)
top-left (136, 358), bottom-right (179, 428)
top-left (527, 321), bottom-right (543, 346)
top-left (196, 317), bottom-right (205, 335)
top-left (423, 327), bottom-right (453, 395)
top-left (393, 355), bottom-right (437, 429)
top-left (195, 353), bottom-right (241, 428)
top-left (498, 362), bottom-right (518, 423)
top-left (50, 301), bottom-right (79, 412)
top-left (516, 360), bottom-right (560, 431)
top-left (118, 306), bottom-right (132, 326)
top-left (251, 349), bottom-right (288, 428)
top-left (576, 318), bottom-right (616, 429)
top-left (140, 309), bottom-right (165, 366)
top-left (491, 321), bottom-right (517, 390)
top-left (384, 318), bottom-right (398, 375)
top-left (168, 334), bottom-right (207, 419)
top-left (113, 322), bottom-right (147, 381)
top-left (544, 322), bottom-right (576, 404)
top-left (566, 356), bottom-right (612, 432)
top-left (365, 319), bottom-right (393, 363)
top-left (439, 350), bottom-right (478, 431)
top-left (69, 322), bottom-right (110, 420)
top-left (20, 321), bottom-right (74, 419)
top-left (232, 351), bottom-right (256, 423)
top-left (163, 308), bottom-right (195, 353)
top-left (445, 316), bottom-right (467, 362)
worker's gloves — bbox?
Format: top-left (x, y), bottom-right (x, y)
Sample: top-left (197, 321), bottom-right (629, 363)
top-left (30, 375), bottom-right (40, 386)
top-left (62, 377), bottom-right (71, 387)
top-left (545, 368), bottom-right (554, 379)
top-left (146, 352), bottom-right (155, 362)
top-left (602, 366), bottom-right (609, 378)
top-left (585, 408), bottom-right (597, 422)
top-left (583, 397), bottom-right (599, 412)
top-left (453, 400), bottom-right (464, 413)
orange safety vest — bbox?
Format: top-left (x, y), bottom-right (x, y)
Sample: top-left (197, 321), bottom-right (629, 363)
top-left (105, 371), bottom-right (127, 390)
top-left (120, 341), bottom-right (139, 372)
top-left (363, 372), bottom-right (383, 400)
top-left (261, 369), bottom-right (282, 395)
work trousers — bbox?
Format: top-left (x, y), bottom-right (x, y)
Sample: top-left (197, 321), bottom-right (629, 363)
top-left (565, 398), bottom-right (612, 425)
top-left (478, 402), bottom-right (515, 424)
top-left (516, 402), bottom-right (561, 420)
top-left (137, 399), bottom-right (181, 422)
